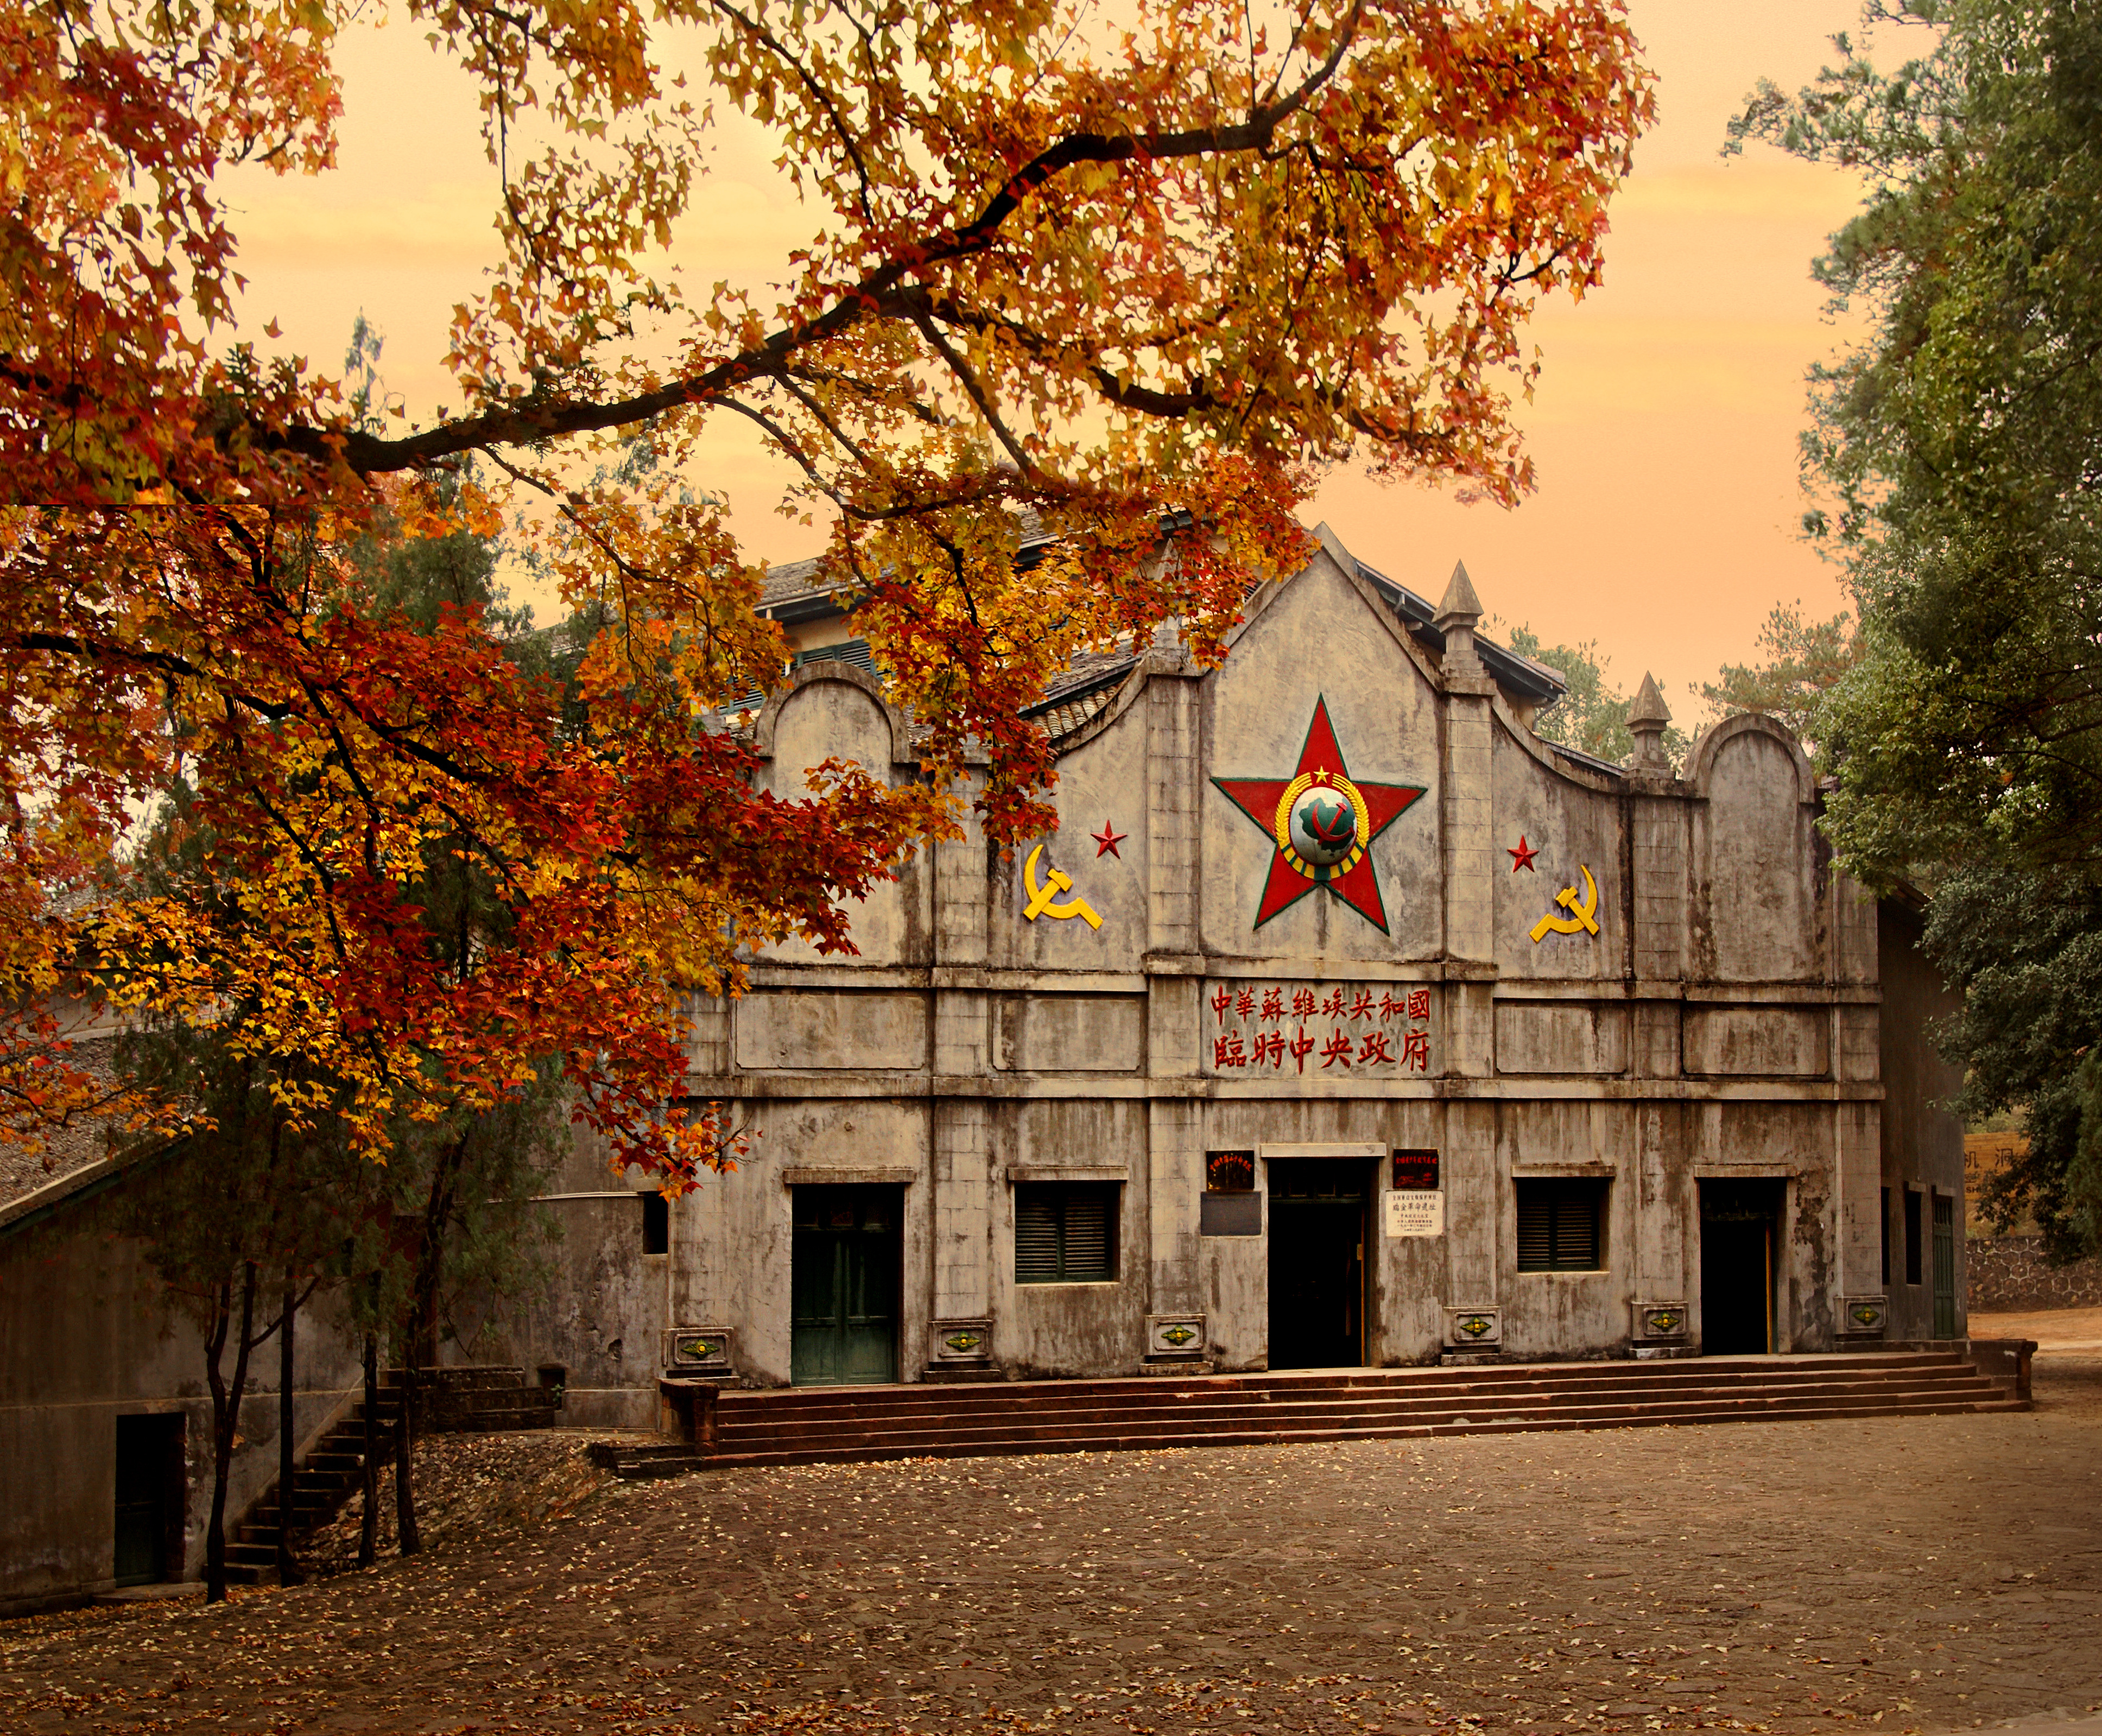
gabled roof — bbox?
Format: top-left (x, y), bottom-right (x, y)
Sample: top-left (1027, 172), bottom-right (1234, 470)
top-left (743, 524), bottom-right (1582, 761)
top-left (1344, 553), bottom-right (1567, 709)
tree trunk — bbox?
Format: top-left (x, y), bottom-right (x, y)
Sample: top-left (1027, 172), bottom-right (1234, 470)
top-left (203, 1263), bottom-right (260, 1604)
top-left (392, 1327), bottom-right (420, 1556)
top-left (275, 1268), bottom-right (304, 1586)
top-left (394, 1130), bottom-right (470, 1557)
top-left (358, 1326), bottom-right (379, 1567)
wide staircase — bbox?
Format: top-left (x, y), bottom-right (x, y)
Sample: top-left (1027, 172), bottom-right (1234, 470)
top-left (597, 1350), bottom-right (2024, 1480)
top-left (224, 1366), bottom-right (559, 1585)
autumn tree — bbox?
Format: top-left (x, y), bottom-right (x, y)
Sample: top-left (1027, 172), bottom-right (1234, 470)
top-left (1733, 0), bottom-right (2102, 1255)
top-left (335, 501), bottom-right (573, 1555)
top-left (3, 1), bottom-right (1655, 1179)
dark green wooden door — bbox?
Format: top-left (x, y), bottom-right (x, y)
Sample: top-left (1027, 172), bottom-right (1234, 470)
top-left (1932, 1194), bottom-right (1957, 1338)
top-left (1267, 1160), bottom-right (1367, 1369)
top-left (792, 1186), bottom-right (901, 1386)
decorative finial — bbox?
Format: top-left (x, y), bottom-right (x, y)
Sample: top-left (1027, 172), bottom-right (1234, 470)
top-left (1629, 672), bottom-right (1672, 770)
top-left (1435, 559), bottom-right (1484, 683)
top-left (1434, 559), bottom-right (1483, 629)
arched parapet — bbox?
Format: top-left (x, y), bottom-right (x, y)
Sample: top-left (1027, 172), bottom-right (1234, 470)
top-left (1685, 711), bottom-right (1817, 806)
top-left (751, 660), bottom-right (916, 772)
top-left (748, 660), bottom-right (932, 966)
top-left (1686, 711), bottom-right (1822, 984)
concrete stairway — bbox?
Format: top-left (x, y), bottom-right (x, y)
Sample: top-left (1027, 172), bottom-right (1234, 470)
top-left (224, 1377), bottom-right (405, 1586)
top-left (594, 1351), bottom-right (2024, 1480)
top-left (223, 1367), bottom-right (559, 1585)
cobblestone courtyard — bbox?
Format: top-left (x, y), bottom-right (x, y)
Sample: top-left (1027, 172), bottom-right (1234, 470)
top-left (6, 1355), bottom-right (2098, 1736)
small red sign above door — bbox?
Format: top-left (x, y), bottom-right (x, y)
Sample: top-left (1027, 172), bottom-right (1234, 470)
top-left (1392, 1150), bottom-right (1440, 1192)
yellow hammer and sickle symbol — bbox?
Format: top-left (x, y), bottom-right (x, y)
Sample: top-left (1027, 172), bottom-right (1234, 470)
top-left (1529, 863), bottom-right (1601, 943)
top-left (1022, 844), bottom-right (1103, 929)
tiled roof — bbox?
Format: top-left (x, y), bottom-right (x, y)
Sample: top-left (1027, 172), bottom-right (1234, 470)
top-left (1022, 651), bottom-right (1142, 747)
top-left (759, 555), bottom-right (832, 604)
top-left (0, 1030), bottom-right (119, 1212)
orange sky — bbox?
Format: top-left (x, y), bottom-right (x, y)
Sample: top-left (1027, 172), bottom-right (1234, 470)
top-left (225, 1), bottom-right (1882, 725)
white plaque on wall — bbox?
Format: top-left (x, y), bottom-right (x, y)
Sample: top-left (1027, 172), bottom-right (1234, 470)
top-left (1384, 1189), bottom-right (1445, 1238)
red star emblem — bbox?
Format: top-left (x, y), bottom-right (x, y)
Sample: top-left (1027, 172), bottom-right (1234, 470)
top-left (1508, 834), bottom-right (1539, 873)
top-left (1091, 821), bottom-right (1126, 858)
top-left (1211, 696), bottom-right (1426, 933)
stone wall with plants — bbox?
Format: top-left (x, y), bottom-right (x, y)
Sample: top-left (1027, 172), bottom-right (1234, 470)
top-left (1968, 1237), bottom-right (2102, 1312)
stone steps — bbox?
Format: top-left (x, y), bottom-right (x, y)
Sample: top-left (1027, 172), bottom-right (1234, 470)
top-left (225, 1386), bottom-right (405, 1585)
top-left (590, 1352), bottom-right (2024, 1480)
top-left (704, 1351), bottom-right (1971, 1415)
top-left (718, 1379), bottom-right (2015, 1455)
top-left (223, 1366), bottom-right (556, 1585)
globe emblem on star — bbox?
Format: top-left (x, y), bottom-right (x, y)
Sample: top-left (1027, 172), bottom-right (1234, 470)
top-left (1288, 784), bottom-right (1359, 871)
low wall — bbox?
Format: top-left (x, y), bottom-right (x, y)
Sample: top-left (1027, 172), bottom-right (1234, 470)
top-left (1967, 1235), bottom-right (2102, 1311)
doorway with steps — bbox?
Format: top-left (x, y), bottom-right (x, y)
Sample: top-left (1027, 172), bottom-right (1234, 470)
top-left (1698, 1177), bottom-right (1784, 1354)
top-left (790, 1184), bottom-right (902, 1386)
top-left (1266, 1158), bottom-right (1369, 1368)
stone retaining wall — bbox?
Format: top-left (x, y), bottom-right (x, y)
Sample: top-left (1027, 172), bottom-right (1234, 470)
top-left (1967, 1234), bottom-right (2102, 1311)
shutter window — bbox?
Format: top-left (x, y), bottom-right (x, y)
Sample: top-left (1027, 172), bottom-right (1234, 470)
top-left (1015, 1190), bottom-right (1062, 1283)
top-left (1014, 1183), bottom-right (1119, 1283)
top-left (1516, 1188), bottom-right (1554, 1269)
top-left (1515, 1179), bottom-right (1607, 1272)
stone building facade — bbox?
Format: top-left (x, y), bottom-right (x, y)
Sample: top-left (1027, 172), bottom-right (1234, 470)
top-left (0, 529), bottom-right (1978, 1610)
top-left (504, 530), bottom-right (1967, 1422)
top-left (0, 1158), bottom-right (358, 1613)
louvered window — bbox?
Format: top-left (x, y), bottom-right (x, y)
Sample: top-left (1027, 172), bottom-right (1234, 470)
top-left (1015, 1183), bottom-right (1118, 1284)
top-left (1515, 1179), bottom-right (1607, 1272)
top-left (796, 638), bottom-right (878, 676)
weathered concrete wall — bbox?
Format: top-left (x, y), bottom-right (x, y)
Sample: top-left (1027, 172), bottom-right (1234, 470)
top-left (1877, 899), bottom-right (1968, 1340)
top-left (757, 666), bottom-right (933, 970)
top-left (502, 538), bottom-right (1931, 1397)
top-left (0, 1177), bottom-right (359, 1612)
top-left (1197, 560), bottom-right (1445, 963)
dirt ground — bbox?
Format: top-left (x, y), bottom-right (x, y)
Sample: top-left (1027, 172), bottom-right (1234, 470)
top-left (1970, 1309), bottom-right (2102, 1354)
top-left (5, 1354), bottom-right (2099, 1736)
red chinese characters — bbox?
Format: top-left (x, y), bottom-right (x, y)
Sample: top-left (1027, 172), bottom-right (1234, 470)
top-left (1202, 981), bottom-right (1433, 1075)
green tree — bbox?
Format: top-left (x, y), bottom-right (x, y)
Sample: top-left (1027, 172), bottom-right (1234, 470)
top-left (1503, 626), bottom-right (1688, 768)
top-left (1733, 0), bottom-right (2102, 1255)
top-left (327, 487), bottom-right (573, 1556)
top-left (1700, 602), bottom-right (1859, 744)
top-left (113, 1020), bottom-right (357, 1601)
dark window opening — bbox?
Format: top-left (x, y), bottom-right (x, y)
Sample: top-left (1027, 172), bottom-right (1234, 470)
top-left (640, 1190), bottom-right (669, 1255)
top-left (795, 637), bottom-right (878, 676)
top-left (1016, 1182), bottom-right (1119, 1283)
top-left (1904, 1187), bottom-right (1923, 1286)
top-left (1932, 1193), bottom-right (1957, 1337)
top-left (1205, 1150), bottom-right (1254, 1193)
top-left (1516, 1178), bottom-right (1607, 1272)
top-left (1881, 1185), bottom-right (1891, 1288)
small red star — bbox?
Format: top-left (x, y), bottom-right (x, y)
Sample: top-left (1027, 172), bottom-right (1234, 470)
top-left (1092, 820), bottom-right (1127, 858)
top-left (1508, 834), bottom-right (1540, 873)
